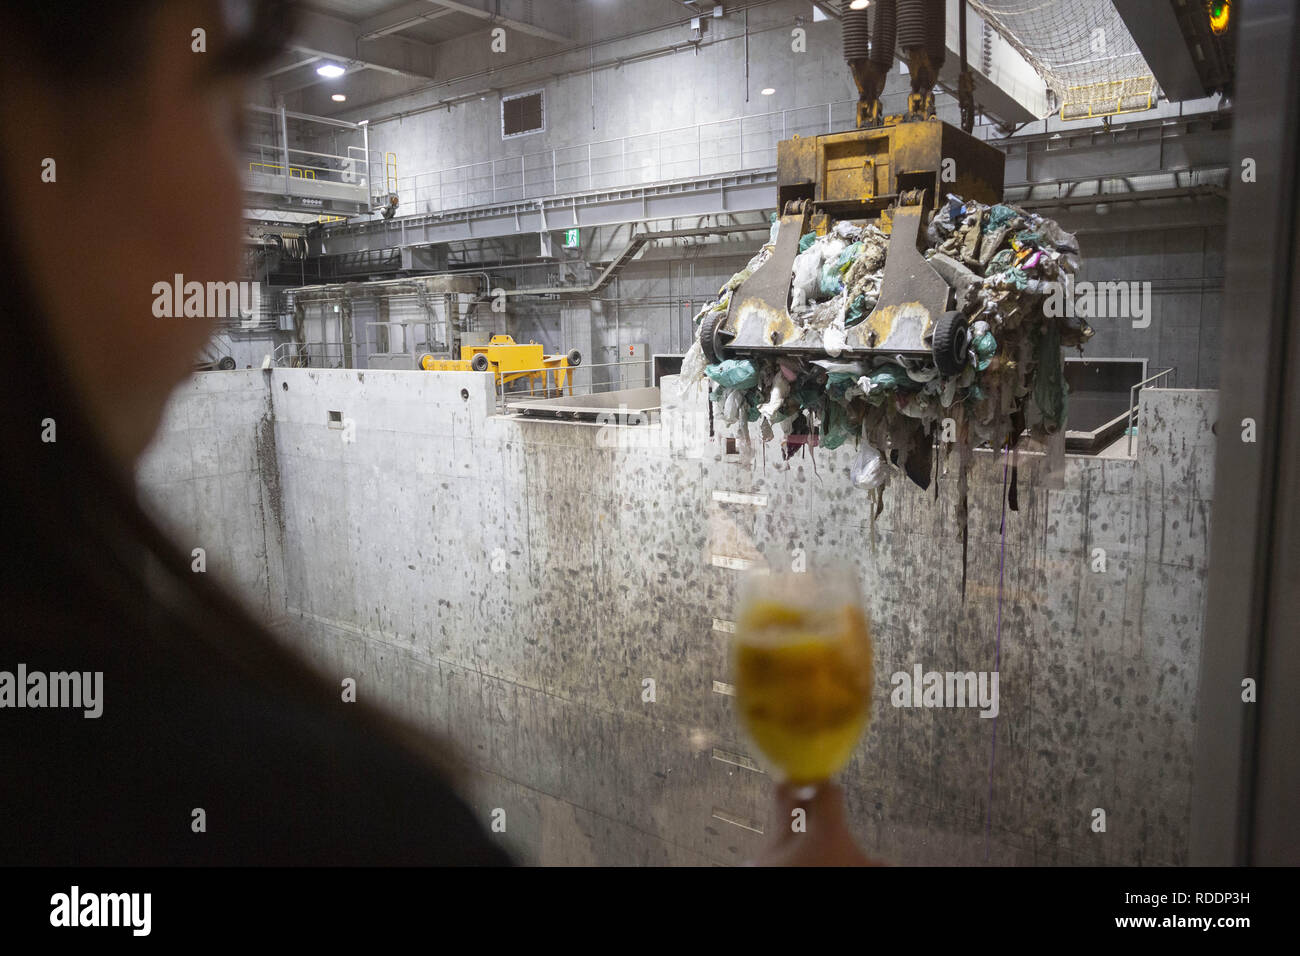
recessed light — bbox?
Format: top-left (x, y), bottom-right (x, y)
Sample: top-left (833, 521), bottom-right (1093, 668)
top-left (850, 0), bottom-right (870, 9)
top-left (316, 64), bottom-right (345, 78)
top-left (332, 94), bottom-right (347, 102)
top-left (761, 87), bottom-right (776, 95)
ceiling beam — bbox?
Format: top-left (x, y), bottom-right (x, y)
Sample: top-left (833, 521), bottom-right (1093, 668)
top-left (273, 62), bottom-right (370, 98)
top-left (358, 1), bottom-right (456, 40)
top-left (287, 7), bottom-right (440, 80)
top-left (261, 54), bottom-right (321, 78)
top-left (1111, 0), bottom-right (1205, 102)
top-left (427, 0), bottom-right (572, 43)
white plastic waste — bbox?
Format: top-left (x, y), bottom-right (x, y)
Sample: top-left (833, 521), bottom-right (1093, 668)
top-left (851, 439), bottom-right (890, 491)
top-left (790, 248), bottom-right (821, 310)
top-left (823, 322), bottom-right (848, 358)
top-left (758, 376), bottom-right (791, 419)
top-left (722, 388), bottom-right (744, 423)
top-left (678, 341), bottom-right (708, 393)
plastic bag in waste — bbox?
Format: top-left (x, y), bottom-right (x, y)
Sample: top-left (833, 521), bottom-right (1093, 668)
top-left (721, 388), bottom-right (744, 423)
top-left (705, 359), bottom-right (760, 391)
top-left (836, 242), bottom-right (862, 271)
top-left (901, 359), bottom-right (940, 383)
top-left (798, 231), bottom-right (817, 252)
top-left (757, 375), bottom-right (791, 419)
top-left (818, 258), bottom-right (845, 299)
top-left (867, 364), bottom-right (916, 391)
top-left (972, 331), bottom-right (997, 369)
top-left (1033, 322), bottom-right (1068, 430)
top-left (678, 341), bottom-right (708, 392)
top-left (811, 359), bottom-right (869, 375)
top-left (817, 241), bottom-right (862, 299)
top-left (824, 371), bottom-right (859, 400)
top-left (987, 248), bottom-right (1016, 274)
top-left (844, 293), bottom-right (875, 328)
top-left (820, 402), bottom-right (854, 450)
top-left (823, 322), bottom-right (848, 358)
top-left (851, 439), bottom-right (890, 491)
top-left (791, 247), bottom-right (822, 309)
top-left (983, 204), bottom-right (1019, 233)
top-left (794, 385), bottom-right (824, 409)
top-left (987, 266), bottom-right (1029, 291)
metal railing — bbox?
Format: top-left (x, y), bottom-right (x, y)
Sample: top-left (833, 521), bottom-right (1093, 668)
top-left (249, 162), bottom-right (316, 180)
top-left (389, 93), bottom-right (968, 216)
top-left (244, 105), bottom-right (384, 198)
top-left (492, 359), bottom-right (654, 413)
top-left (1127, 367), bottom-right (1176, 456)
top-left (272, 341), bottom-right (349, 369)
top-left (246, 144), bottom-right (375, 190)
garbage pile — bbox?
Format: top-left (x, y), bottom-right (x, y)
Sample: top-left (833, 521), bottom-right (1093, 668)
top-left (679, 195), bottom-right (1093, 510)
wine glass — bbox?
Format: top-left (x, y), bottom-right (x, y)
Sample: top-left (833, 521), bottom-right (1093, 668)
top-left (732, 566), bottom-right (874, 799)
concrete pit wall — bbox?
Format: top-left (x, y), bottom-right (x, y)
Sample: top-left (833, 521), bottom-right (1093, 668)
top-left (138, 370), bottom-right (1216, 866)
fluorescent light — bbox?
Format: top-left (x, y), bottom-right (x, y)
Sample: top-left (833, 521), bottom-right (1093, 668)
top-left (761, 87), bottom-right (776, 95)
top-left (332, 94), bottom-right (347, 102)
top-left (850, 0), bottom-right (870, 9)
top-left (316, 63), bottom-right (345, 78)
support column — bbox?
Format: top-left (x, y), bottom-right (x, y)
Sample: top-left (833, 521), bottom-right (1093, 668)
top-left (560, 300), bottom-right (596, 397)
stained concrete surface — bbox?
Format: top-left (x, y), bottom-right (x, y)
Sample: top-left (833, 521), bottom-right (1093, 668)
top-left (139, 369), bottom-right (1216, 866)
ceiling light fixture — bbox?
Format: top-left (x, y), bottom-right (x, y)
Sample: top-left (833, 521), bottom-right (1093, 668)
top-left (761, 87), bottom-right (776, 95)
top-left (332, 94), bottom-right (347, 102)
top-left (316, 63), bottom-right (345, 78)
top-left (850, 0), bottom-right (870, 9)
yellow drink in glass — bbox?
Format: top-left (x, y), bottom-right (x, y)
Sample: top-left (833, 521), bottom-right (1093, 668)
top-left (733, 572), bottom-right (873, 785)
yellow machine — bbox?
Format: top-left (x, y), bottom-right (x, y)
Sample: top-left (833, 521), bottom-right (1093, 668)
top-left (417, 335), bottom-right (583, 396)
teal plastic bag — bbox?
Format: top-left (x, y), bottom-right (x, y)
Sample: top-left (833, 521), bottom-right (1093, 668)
top-left (868, 364), bottom-right (915, 391)
top-left (705, 359), bottom-right (760, 391)
top-left (983, 204), bottom-right (1018, 233)
top-left (820, 403), bottom-right (854, 450)
top-left (818, 261), bottom-right (843, 298)
top-left (842, 293), bottom-right (873, 327)
top-left (825, 371), bottom-right (859, 400)
top-left (798, 232), bottom-right (817, 252)
top-left (972, 330), bottom-right (997, 369)
top-left (845, 294), bottom-right (872, 328)
top-left (1033, 323), bottom-right (1068, 428)
top-left (987, 248), bottom-right (1015, 273)
top-left (794, 386), bottom-right (823, 409)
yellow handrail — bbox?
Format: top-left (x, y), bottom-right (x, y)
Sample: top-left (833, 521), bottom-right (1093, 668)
top-left (1059, 77), bottom-right (1155, 121)
top-left (249, 162), bottom-right (317, 180)
top-left (382, 149), bottom-right (397, 192)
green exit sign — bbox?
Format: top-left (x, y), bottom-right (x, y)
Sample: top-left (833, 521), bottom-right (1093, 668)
top-left (563, 228), bottom-right (580, 248)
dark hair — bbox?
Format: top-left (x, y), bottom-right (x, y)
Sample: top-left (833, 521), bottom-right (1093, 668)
top-left (0, 0), bottom-right (466, 801)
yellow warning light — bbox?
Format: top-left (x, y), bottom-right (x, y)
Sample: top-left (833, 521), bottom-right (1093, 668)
top-left (1209, 1), bottom-right (1230, 35)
